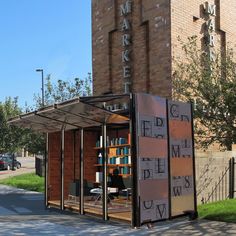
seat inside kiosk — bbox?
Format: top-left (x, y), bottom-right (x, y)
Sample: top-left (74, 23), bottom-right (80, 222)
top-left (8, 94), bottom-right (132, 223)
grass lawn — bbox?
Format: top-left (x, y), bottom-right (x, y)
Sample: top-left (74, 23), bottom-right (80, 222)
top-left (0, 173), bottom-right (44, 193)
top-left (198, 198), bottom-right (236, 223)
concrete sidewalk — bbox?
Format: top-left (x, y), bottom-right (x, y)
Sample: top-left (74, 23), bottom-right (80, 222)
top-left (0, 184), bottom-right (235, 235)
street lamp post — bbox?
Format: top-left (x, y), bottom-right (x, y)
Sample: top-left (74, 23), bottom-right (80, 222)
top-left (36, 69), bottom-right (44, 107)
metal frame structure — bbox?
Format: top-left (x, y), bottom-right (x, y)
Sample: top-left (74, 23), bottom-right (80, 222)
top-left (8, 93), bottom-right (197, 228)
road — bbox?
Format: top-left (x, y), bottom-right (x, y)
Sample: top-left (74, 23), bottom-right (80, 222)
top-left (0, 156), bottom-right (35, 179)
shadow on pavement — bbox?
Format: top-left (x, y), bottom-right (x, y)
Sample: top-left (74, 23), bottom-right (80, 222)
top-left (0, 184), bottom-right (235, 235)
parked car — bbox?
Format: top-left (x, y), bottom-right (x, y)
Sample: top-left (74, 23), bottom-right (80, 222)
top-left (0, 154), bottom-right (21, 170)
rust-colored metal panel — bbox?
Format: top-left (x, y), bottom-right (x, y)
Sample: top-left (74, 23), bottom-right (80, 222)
top-left (171, 195), bottom-right (195, 217)
top-left (169, 120), bottom-right (192, 139)
top-left (140, 179), bottom-right (169, 200)
top-left (136, 94), bottom-right (169, 224)
top-left (170, 158), bottom-right (193, 176)
top-left (168, 100), bottom-right (195, 217)
top-left (138, 137), bottom-right (167, 158)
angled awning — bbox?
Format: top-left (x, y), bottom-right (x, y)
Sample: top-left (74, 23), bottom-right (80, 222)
top-left (8, 94), bottom-right (130, 133)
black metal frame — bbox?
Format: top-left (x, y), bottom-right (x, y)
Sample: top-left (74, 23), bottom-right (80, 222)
top-left (60, 128), bottom-right (65, 211)
top-left (130, 94), bottom-right (139, 228)
top-left (102, 123), bottom-right (108, 221)
top-left (80, 129), bottom-right (84, 214)
top-left (166, 100), bottom-right (172, 219)
top-left (45, 133), bottom-right (49, 208)
top-left (191, 103), bottom-right (198, 217)
top-left (229, 157), bottom-right (235, 199)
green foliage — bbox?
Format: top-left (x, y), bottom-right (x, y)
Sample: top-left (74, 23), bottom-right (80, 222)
top-left (21, 131), bottom-right (45, 155)
top-left (173, 36), bottom-right (236, 150)
top-left (24, 73), bottom-right (93, 154)
top-left (0, 173), bottom-right (44, 192)
top-left (1, 74), bottom-right (92, 155)
top-left (0, 97), bottom-right (23, 153)
top-left (198, 199), bottom-right (236, 223)
top-left (34, 73), bottom-right (93, 108)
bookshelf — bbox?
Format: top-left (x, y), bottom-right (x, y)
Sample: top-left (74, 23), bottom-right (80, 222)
top-left (94, 136), bottom-right (131, 177)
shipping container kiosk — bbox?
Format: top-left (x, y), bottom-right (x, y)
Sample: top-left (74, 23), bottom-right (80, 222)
top-left (9, 93), bottom-right (197, 227)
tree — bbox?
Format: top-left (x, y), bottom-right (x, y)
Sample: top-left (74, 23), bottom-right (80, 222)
top-left (1, 75), bottom-right (93, 155)
top-left (0, 97), bottom-right (23, 153)
top-left (25, 74), bottom-right (93, 154)
top-left (34, 73), bottom-right (92, 109)
top-left (173, 36), bottom-right (236, 150)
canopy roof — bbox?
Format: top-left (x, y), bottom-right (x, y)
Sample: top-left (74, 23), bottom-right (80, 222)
top-left (8, 94), bottom-right (130, 133)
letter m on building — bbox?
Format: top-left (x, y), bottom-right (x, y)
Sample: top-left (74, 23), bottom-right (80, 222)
top-left (120, 0), bottom-right (132, 16)
top-left (205, 2), bottom-right (216, 16)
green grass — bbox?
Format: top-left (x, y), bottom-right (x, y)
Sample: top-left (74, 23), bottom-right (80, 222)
top-left (198, 198), bottom-right (236, 223)
top-left (0, 173), bottom-right (44, 192)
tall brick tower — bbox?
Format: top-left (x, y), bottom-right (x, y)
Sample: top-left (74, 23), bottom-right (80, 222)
top-left (92, 0), bottom-right (236, 97)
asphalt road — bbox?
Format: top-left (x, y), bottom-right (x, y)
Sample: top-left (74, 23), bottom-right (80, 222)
top-left (0, 156), bottom-right (35, 179)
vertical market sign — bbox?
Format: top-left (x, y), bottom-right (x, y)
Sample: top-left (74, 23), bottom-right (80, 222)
top-left (136, 93), bottom-right (169, 224)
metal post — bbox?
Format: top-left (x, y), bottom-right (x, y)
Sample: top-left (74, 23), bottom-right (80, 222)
top-left (130, 93), bottom-right (140, 228)
top-left (229, 158), bottom-right (232, 199)
top-left (73, 131), bottom-right (76, 181)
top-left (230, 157), bottom-right (234, 198)
top-left (80, 129), bottom-right (84, 214)
top-left (45, 133), bottom-right (49, 208)
top-left (41, 70), bottom-right (44, 106)
top-left (166, 99), bottom-right (172, 219)
top-left (36, 69), bottom-right (44, 107)
top-left (231, 157), bottom-right (235, 199)
top-left (102, 123), bottom-right (108, 221)
top-left (190, 102), bottom-right (198, 218)
top-left (61, 129), bottom-right (65, 210)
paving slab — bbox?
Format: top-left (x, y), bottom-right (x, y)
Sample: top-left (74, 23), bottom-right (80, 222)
top-left (0, 184), bottom-right (235, 235)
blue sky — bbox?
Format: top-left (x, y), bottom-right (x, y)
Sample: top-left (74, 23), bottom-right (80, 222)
top-left (0, 0), bottom-right (91, 108)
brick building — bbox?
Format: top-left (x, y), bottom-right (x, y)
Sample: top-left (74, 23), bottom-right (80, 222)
top-left (92, 0), bottom-right (236, 97)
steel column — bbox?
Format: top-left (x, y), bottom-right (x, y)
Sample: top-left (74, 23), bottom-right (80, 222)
top-left (166, 99), bottom-right (172, 219)
top-left (130, 94), bottom-right (140, 228)
top-left (191, 103), bottom-right (198, 217)
top-left (45, 133), bottom-right (49, 208)
top-left (80, 129), bottom-right (84, 214)
top-left (102, 123), bottom-right (108, 221)
top-left (61, 129), bottom-right (65, 210)
top-left (232, 157), bottom-right (235, 198)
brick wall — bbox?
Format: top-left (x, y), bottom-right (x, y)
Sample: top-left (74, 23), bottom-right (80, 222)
top-left (92, 0), bottom-right (236, 98)
top-left (219, 1), bottom-right (236, 49)
top-left (92, 0), bottom-right (172, 98)
top-left (171, 0), bottom-right (236, 83)
top-left (64, 131), bottom-right (75, 198)
top-left (84, 130), bottom-right (99, 183)
top-left (48, 132), bottom-right (61, 200)
top-left (48, 130), bottom-right (100, 200)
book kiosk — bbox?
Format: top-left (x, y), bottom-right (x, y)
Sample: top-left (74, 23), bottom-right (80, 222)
top-left (9, 93), bottom-right (197, 227)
